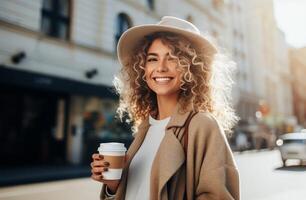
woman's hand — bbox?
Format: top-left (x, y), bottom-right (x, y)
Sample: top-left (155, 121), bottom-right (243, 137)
top-left (91, 153), bottom-right (126, 193)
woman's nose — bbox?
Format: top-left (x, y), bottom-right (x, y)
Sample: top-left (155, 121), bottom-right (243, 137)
top-left (156, 59), bottom-right (168, 72)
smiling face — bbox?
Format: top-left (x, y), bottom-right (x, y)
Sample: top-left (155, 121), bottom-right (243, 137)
top-left (144, 38), bottom-right (182, 100)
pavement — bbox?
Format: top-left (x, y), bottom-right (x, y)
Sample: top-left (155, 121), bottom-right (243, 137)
top-left (1, 149), bottom-right (306, 200)
top-left (0, 165), bottom-right (91, 187)
top-left (0, 178), bottom-right (102, 200)
top-left (235, 149), bottom-right (306, 200)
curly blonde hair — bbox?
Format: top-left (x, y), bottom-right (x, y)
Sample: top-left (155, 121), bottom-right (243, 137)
top-left (113, 32), bottom-right (238, 133)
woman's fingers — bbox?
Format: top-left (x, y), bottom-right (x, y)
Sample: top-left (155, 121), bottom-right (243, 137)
top-left (92, 154), bottom-right (104, 160)
top-left (91, 161), bottom-right (110, 168)
top-left (91, 167), bottom-right (109, 174)
top-left (91, 154), bottom-right (109, 183)
top-left (91, 161), bottom-right (102, 168)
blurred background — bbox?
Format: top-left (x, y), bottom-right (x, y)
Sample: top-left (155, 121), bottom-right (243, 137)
top-left (0, 0), bottom-right (306, 199)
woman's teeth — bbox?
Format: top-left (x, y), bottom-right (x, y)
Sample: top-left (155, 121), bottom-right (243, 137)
top-left (154, 77), bottom-right (172, 82)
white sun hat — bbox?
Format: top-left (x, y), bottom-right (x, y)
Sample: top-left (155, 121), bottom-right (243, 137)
top-left (117, 16), bottom-right (218, 67)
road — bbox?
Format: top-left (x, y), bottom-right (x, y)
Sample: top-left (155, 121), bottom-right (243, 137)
top-left (1, 150), bottom-right (306, 200)
top-left (235, 150), bottom-right (306, 200)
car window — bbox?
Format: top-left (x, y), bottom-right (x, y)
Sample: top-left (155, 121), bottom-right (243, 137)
top-left (283, 139), bottom-right (306, 144)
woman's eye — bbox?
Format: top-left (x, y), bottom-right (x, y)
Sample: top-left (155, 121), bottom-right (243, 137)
top-left (147, 58), bottom-right (157, 62)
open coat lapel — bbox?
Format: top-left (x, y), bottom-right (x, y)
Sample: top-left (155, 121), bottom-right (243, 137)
top-left (115, 104), bottom-right (192, 200)
top-left (150, 104), bottom-right (192, 199)
top-left (150, 128), bottom-right (186, 199)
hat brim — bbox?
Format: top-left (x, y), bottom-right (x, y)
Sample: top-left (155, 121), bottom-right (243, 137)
top-left (117, 24), bottom-right (218, 67)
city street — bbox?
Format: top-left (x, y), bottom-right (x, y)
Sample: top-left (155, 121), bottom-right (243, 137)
top-left (1, 150), bottom-right (306, 200)
top-left (236, 150), bottom-right (306, 200)
top-left (1, 0), bottom-right (306, 200)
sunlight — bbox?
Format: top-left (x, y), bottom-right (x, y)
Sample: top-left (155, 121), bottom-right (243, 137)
top-left (274, 0), bottom-right (306, 48)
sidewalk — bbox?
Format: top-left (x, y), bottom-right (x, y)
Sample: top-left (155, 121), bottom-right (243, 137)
top-left (0, 178), bottom-right (102, 200)
top-left (0, 165), bottom-right (90, 186)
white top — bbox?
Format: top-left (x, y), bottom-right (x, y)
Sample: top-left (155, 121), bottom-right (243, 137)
top-left (125, 116), bottom-right (171, 200)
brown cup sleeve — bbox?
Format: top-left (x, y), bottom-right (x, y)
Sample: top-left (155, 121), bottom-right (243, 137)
top-left (103, 155), bottom-right (125, 169)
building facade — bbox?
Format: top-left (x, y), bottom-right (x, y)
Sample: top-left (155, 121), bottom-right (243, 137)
top-left (290, 48), bottom-right (306, 128)
top-left (227, 0), bottom-right (256, 122)
top-left (241, 0), bottom-right (293, 127)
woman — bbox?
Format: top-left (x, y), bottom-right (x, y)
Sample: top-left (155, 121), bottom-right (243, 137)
top-left (91, 16), bottom-right (240, 200)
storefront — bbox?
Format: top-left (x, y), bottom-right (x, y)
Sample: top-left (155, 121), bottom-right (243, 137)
top-left (0, 66), bottom-right (133, 185)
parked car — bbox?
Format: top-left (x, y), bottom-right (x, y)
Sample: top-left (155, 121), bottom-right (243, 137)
top-left (276, 131), bottom-right (306, 166)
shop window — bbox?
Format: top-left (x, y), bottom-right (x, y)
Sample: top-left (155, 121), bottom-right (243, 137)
top-left (115, 13), bottom-right (132, 48)
top-left (41, 0), bottom-right (71, 40)
top-left (82, 98), bottom-right (133, 163)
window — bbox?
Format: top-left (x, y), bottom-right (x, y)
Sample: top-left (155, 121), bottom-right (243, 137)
top-left (41, 0), bottom-right (71, 40)
top-left (115, 13), bottom-right (132, 48)
top-left (147, 0), bottom-right (155, 10)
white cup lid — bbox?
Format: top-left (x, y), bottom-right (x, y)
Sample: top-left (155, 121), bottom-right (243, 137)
top-left (98, 142), bottom-right (127, 152)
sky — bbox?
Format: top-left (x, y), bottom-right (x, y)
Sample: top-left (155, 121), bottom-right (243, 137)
top-left (273, 0), bottom-right (306, 48)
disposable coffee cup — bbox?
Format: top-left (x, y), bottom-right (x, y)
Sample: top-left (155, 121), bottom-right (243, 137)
top-left (98, 143), bottom-right (127, 180)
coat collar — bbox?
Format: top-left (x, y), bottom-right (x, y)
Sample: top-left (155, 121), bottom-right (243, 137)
top-left (166, 103), bottom-right (192, 129)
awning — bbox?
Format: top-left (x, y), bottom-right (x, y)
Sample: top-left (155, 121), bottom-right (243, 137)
top-left (0, 65), bottom-right (117, 99)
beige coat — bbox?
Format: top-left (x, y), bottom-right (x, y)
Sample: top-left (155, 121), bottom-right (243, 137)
top-left (100, 105), bottom-right (240, 200)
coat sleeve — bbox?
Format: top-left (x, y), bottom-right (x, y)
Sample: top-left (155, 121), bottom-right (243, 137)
top-left (188, 113), bottom-right (240, 200)
top-left (100, 184), bottom-right (116, 200)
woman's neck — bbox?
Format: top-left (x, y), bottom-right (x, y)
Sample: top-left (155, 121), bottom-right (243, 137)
top-left (156, 95), bottom-right (178, 120)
